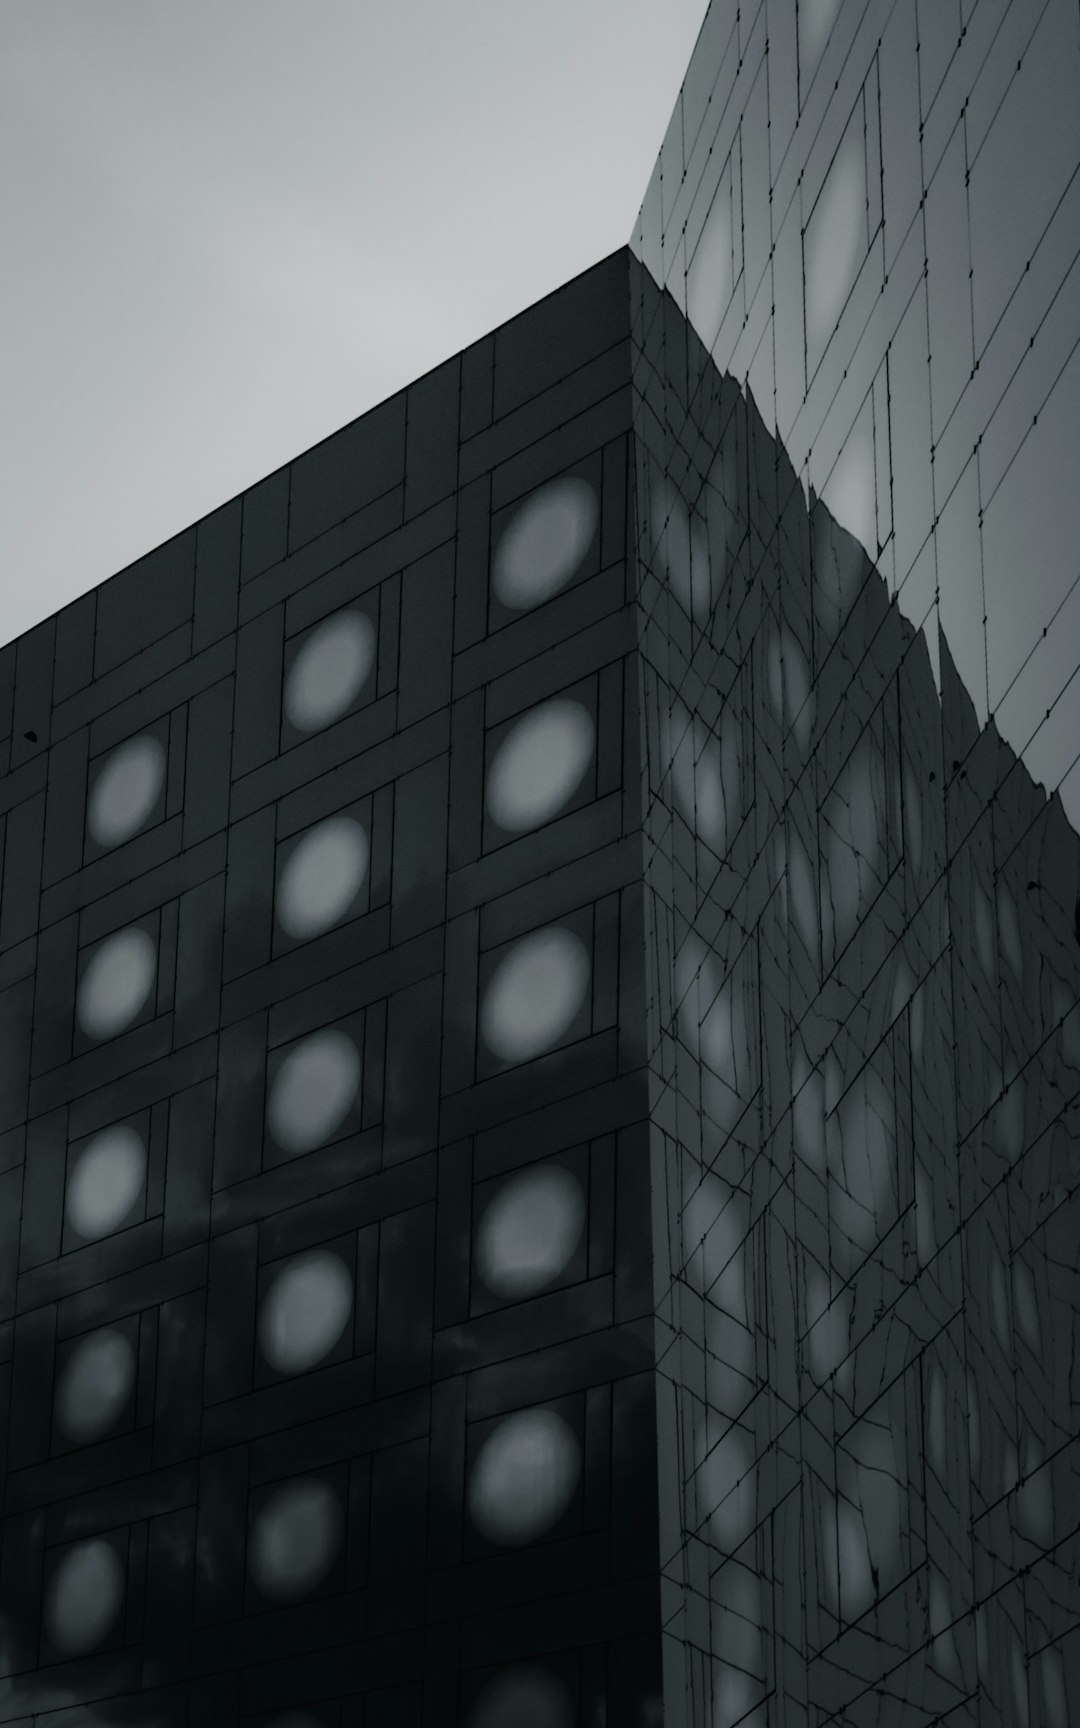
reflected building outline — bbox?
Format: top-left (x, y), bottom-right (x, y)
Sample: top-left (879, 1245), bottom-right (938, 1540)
top-left (0, 2), bottom-right (1078, 1724)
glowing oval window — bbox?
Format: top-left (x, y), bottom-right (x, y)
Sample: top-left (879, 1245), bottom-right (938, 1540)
top-left (492, 477), bottom-right (598, 611)
top-left (250, 1478), bottom-right (341, 1602)
top-left (267, 1029), bottom-right (360, 1156)
top-left (470, 1667), bottom-right (575, 1728)
top-left (66, 1124), bottom-right (145, 1240)
top-left (86, 735), bottom-right (165, 850)
top-left (45, 1539), bottom-right (124, 1656)
top-left (284, 611), bottom-right (376, 734)
top-left (276, 816), bottom-right (369, 941)
top-left (479, 927), bottom-right (589, 1066)
top-left (55, 1328), bottom-right (135, 1445)
top-left (76, 927), bottom-right (156, 1042)
top-left (259, 1249), bottom-right (353, 1375)
top-left (486, 698), bottom-right (594, 834)
top-left (477, 1165), bottom-right (585, 1300)
top-left (468, 1408), bottom-right (580, 1546)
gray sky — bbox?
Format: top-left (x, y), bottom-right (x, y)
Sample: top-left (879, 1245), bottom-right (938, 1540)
top-left (0, 1), bottom-right (708, 648)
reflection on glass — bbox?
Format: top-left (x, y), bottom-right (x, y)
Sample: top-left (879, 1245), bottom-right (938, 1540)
top-left (476, 1164), bottom-right (585, 1299)
top-left (704, 1299), bottom-right (755, 1421)
top-left (86, 734), bottom-right (166, 849)
top-left (929, 1571), bottom-right (961, 1680)
top-left (997, 884), bottom-right (1023, 983)
top-left (468, 1408), bottom-right (580, 1545)
top-left (486, 697), bottom-right (594, 833)
top-left (267, 1029), bottom-right (361, 1156)
top-left (479, 927), bottom-right (589, 1065)
top-left (1040, 1646), bottom-right (1068, 1728)
top-left (832, 1413), bottom-right (903, 1622)
top-left (812, 506), bottom-right (867, 646)
top-left (804, 130), bottom-right (866, 370)
top-left (1017, 1440), bottom-right (1054, 1548)
top-left (1010, 1633), bottom-right (1028, 1725)
top-left (630, 0), bottom-right (1080, 1713)
top-left (668, 700), bottom-right (742, 855)
top-left (675, 933), bottom-right (710, 1059)
top-left (805, 1268), bottom-right (852, 1384)
top-left (687, 187), bottom-right (732, 354)
top-left (973, 886), bottom-right (995, 982)
top-left (675, 934), bottom-right (741, 1096)
top-left (697, 1419), bottom-right (755, 1551)
top-left (276, 816), bottom-right (369, 941)
top-left (284, 610), bottom-right (376, 734)
top-left (828, 1065), bottom-right (896, 1265)
top-left (792, 1055), bottom-right (826, 1174)
top-left (788, 829), bottom-right (819, 955)
top-left (989, 1249), bottom-right (1010, 1354)
top-left (903, 765), bottom-right (924, 879)
top-left (259, 1249), bottom-right (353, 1375)
top-left (250, 1478), bottom-right (341, 1602)
top-left (766, 629), bottom-right (814, 752)
top-left (1012, 1257), bottom-right (1041, 1353)
top-left (799, 0), bottom-right (842, 85)
top-left (713, 1665), bottom-right (765, 1728)
top-left (822, 1441), bottom-right (887, 1620)
top-left (681, 1174), bottom-right (746, 1301)
top-left (45, 1539), bottom-right (123, 1655)
top-left (492, 477), bottom-right (598, 610)
top-left (926, 1365), bottom-right (946, 1478)
top-left (469, 1666), bottom-right (575, 1728)
top-left (65, 1124), bottom-right (145, 1240)
top-left (76, 927), bottom-right (156, 1042)
top-left (820, 733), bottom-right (885, 958)
top-left (820, 401), bottom-right (877, 571)
top-left (55, 1328), bottom-right (134, 1445)
top-left (652, 477), bottom-right (712, 625)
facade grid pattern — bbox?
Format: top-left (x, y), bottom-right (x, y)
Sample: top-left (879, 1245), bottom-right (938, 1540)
top-left (0, 2), bottom-right (1076, 1724)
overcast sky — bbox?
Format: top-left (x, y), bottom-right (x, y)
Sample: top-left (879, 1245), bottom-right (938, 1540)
top-left (0, 1), bottom-right (708, 647)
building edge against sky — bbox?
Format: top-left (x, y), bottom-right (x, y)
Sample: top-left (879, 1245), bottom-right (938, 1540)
top-left (633, 0), bottom-right (1080, 835)
top-left (0, 250), bottom-right (668, 1724)
top-left (0, 2), bottom-right (1076, 1726)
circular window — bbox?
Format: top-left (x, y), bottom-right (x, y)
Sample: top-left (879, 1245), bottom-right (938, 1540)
top-left (479, 927), bottom-right (589, 1065)
top-left (76, 928), bottom-right (156, 1042)
top-left (486, 698), bottom-right (594, 833)
top-left (492, 478), bottom-right (598, 611)
top-left (276, 817), bottom-right (369, 941)
top-left (250, 1479), bottom-right (341, 1602)
top-left (259, 1249), bottom-right (353, 1375)
top-left (66, 1124), bottom-right (145, 1240)
top-left (267, 1029), bottom-right (361, 1156)
top-left (476, 1165), bottom-right (585, 1300)
top-left (45, 1539), bottom-right (124, 1656)
top-left (87, 735), bottom-right (165, 849)
top-left (284, 611), bottom-right (376, 734)
top-left (55, 1328), bottom-right (135, 1445)
top-left (468, 1408), bottom-right (580, 1546)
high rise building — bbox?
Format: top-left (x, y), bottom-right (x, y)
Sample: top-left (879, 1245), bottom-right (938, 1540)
top-left (0, 5), bottom-right (1077, 1726)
